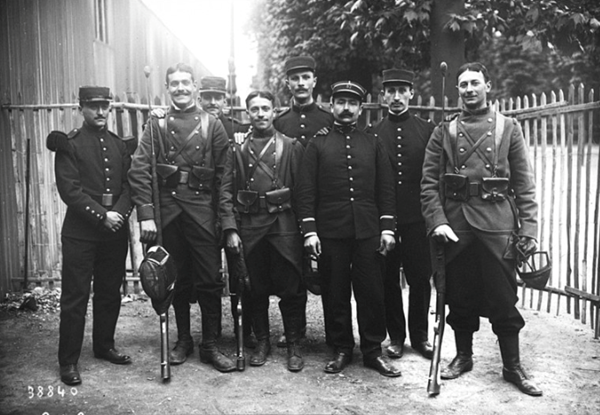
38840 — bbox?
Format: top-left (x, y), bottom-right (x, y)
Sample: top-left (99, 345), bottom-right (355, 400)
top-left (28, 385), bottom-right (78, 398)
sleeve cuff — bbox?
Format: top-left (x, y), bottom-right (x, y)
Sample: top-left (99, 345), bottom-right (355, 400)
top-left (137, 204), bottom-right (155, 222)
top-left (301, 217), bottom-right (317, 235)
top-left (379, 215), bottom-right (395, 233)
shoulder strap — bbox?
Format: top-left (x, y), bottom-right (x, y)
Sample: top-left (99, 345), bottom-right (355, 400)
top-left (200, 110), bottom-right (209, 140)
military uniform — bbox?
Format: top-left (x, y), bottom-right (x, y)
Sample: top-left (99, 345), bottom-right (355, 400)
top-left (52, 87), bottom-right (133, 369)
top-left (128, 103), bottom-right (236, 362)
top-left (233, 132), bottom-right (305, 366)
top-left (273, 101), bottom-right (333, 147)
top-left (368, 107), bottom-right (435, 351)
top-left (296, 120), bottom-right (396, 360)
top-left (421, 105), bottom-right (537, 336)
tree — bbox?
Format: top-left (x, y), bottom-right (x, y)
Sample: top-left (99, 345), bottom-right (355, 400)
top-left (250, 0), bottom-right (600, 103)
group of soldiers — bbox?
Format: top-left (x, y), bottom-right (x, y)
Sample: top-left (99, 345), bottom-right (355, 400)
top-left (48, 55), bottom-right (542, 397)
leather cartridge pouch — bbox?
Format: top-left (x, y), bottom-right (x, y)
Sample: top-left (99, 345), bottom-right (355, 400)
top-left (156, 164), bottom-right (179, 188)
top-left (188, 166), bottom-right (214, 191)
top-left (236, 190), bottom-right (259, 213)
top-left (265, 187), bottom-right (292, 213)
top-left (481, 177), bottom-right (510, 202)
top-left (443, 173), bottom-right (469, 201)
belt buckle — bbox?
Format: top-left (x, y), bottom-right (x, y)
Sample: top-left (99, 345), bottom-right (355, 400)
top-left (101, 193), bottom-right (114, 206)
top-left (179, 171), bottom-right (189, 184)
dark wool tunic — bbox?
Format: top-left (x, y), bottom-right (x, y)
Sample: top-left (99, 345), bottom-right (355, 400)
top-left (274, 100), bottom-right (333, 147)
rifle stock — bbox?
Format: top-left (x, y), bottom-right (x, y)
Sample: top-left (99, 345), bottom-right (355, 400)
top-left (229, 250), bottom-right (248, 371)
top-left (160, 312), bottom-right (170, 381)
top-left (427, 241), bottom-right (446, 396)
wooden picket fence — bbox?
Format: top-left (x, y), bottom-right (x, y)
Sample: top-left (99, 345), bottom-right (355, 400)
top-left (2, 85), bottom-right (599, 338)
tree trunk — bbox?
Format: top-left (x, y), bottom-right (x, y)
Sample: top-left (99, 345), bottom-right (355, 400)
top-left (430, 0), bottom-right (465, 118)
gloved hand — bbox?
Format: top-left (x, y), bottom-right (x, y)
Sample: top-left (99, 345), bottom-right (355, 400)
top-left (516, 236), bottom-right (537, 265)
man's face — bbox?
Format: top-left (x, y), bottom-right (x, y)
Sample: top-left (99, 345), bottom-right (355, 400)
top-left (286, 70), bottom-right (316, 103)
top-left (200, 92), bottom-right (226, 117)
top-left (80, 102), bottom-right (110, 129)
top-left (457, 70), bottom-right (490, 110)
top-left (247, 96), bottom-right (275, 132)
top-left (383, 83), bottom-right (414, 114)
top-left (331, 95), bottom-right (361, 125)
top-left (166, 70), bottom-right (196, 109)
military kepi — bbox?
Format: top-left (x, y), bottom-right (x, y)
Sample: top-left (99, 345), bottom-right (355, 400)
top-left (284, 55), bottom-right (316, 75)
top-left (382, 69), bottom-right (414, 86)
top-left (331, 80), bottom-right (367, 101)
top-left (198, 76), bottom-right (227, 94)
top-left (78, 86), bottom-right (113, 103)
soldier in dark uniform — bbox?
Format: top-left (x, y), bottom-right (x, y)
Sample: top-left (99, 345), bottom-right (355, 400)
top-left (198, 76), bottom-right (249, 141)
top-left (48, 86), bottom-right (134, 386)
top-left (367, 69), bottom-right (435, 360)
top-left (272, 55), bottom-right (334, 348)
top-left (296, 81), bottom-right (401, 377)
top-left (226, 90), bottom-right (305, 372)
top-left (273, 55), bottom-right (333, 147)
top-left (128, 63), bottom-right (237, 373)
top-left (421, 62), bottom-right (542, 395)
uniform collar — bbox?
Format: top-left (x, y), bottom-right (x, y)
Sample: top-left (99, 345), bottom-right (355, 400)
top-left (333, 122), bottom-right (357, 134)
top-left (461, 103), bottom-right (491, 117)
top-left (387, 110), bottom-right (410, 122)
top-left (291, 99), bottom-right (316, 113)
top-left (170, 102), bottom-right (198, 113)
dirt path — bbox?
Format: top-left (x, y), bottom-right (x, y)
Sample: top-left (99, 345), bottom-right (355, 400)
top-left (1, 291), bottom-right (599, 415)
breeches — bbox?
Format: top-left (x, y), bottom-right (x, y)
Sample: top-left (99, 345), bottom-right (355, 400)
top-left (445, 236), bottom-right (525, 336)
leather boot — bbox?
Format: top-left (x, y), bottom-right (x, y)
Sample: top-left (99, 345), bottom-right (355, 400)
top-left (249, 307), bottom-right (271, 366)
top-left (441, 331), bottom-right (474, 380)
top-left (281, 309), bottom-right (304, 372)
top-left (199, 313), bottom-right (236, 373)
top-left (170, 300), bottom-right (193, 365)
top-left (499, 334), bottom-right (543, 396)
top-left (250, 339), bottom-right (271, 366)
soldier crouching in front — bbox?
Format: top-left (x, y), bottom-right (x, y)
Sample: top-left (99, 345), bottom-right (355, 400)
top-left (128, 63), bottom-right (237, 372)
top-left (48, 86), bottom-right (134, 386)
top-left (226, 90), bottom-right (306, 372)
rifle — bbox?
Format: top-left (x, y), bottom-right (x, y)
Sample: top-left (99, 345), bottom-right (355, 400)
top-left (138, 65), bottom-right (176, 382)
top-left (427, 240), bottom-right (446, 396)
top-left (428, 61), bottom-right (449, 396)
top-left (228, 248), bottom-right (250, 371)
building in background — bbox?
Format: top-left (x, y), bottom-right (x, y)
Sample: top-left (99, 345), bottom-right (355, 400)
top-left (0, 0), bottom-right (212, 297)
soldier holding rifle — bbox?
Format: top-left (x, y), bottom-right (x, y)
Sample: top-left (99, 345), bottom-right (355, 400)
top-left (421, 62), bottom-right (542, 396)
top-left (129, 63), bottom-right (237, 372)
top-left (227, 90), bottom-right (306, 372)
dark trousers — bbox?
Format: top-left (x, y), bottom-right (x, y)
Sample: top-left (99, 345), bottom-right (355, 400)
top-left (320, 236), bottom-right (386, 359)
top-left (162, 213), bottom-right (223, 341)
top-left (383, 221), bottom-right (432, 346)
top-left (58, 235), bottom-right (128, 366)
top-left (446, 239), bottom-right (525, 337)
top-left (245, 236), bottom-right (304, 341)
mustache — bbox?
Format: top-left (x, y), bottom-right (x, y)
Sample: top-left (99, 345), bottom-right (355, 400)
top-left (340, 111), bottom-right (354, 117)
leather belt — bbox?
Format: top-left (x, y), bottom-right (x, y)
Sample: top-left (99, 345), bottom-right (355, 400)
top-left (91, 193), bottom-right (118, 207)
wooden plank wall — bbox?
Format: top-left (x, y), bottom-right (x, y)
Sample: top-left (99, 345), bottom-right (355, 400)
top-left (0, 0), bottom-right (214, 296)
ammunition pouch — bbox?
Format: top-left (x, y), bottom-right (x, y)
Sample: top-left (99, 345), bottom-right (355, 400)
top-left (481, 177), bottom-right (510, 203)
top-left (443, 173), bottom-right (470, 201)
top-left (265, 187), bottom-right (292, 213)
top-left (156, 163), bottom-right (179, 188)
top-left (236, 190), bottom-right (259, 213)
top-left (188, 166), bottom-right (214, 191)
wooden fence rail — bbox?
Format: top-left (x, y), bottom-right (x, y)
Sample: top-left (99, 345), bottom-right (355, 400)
top-left (2, 86), bottom-right (599, 338)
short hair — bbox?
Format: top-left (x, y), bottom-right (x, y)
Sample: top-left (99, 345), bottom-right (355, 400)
top-left (165, 63), bottom-right (195, 84)
top-left (245, 90), bottom-right (275, 108)
top-left (457, 62), bottom-right (490, 83)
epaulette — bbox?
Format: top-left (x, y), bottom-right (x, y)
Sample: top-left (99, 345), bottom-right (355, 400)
top-left (67, 128), bottom-right (80, 139)
top-left (316, 103), bottom-right (329, 114)
top-left (276, 107), bottom-right (291, 119)
top-left (121, 135), bottom-right (138, 154)
top-left (107, 130), bottom-right (122, 140)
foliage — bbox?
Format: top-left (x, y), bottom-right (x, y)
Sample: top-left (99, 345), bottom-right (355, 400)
top-left (250, 0), bottom-right (600, 100)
